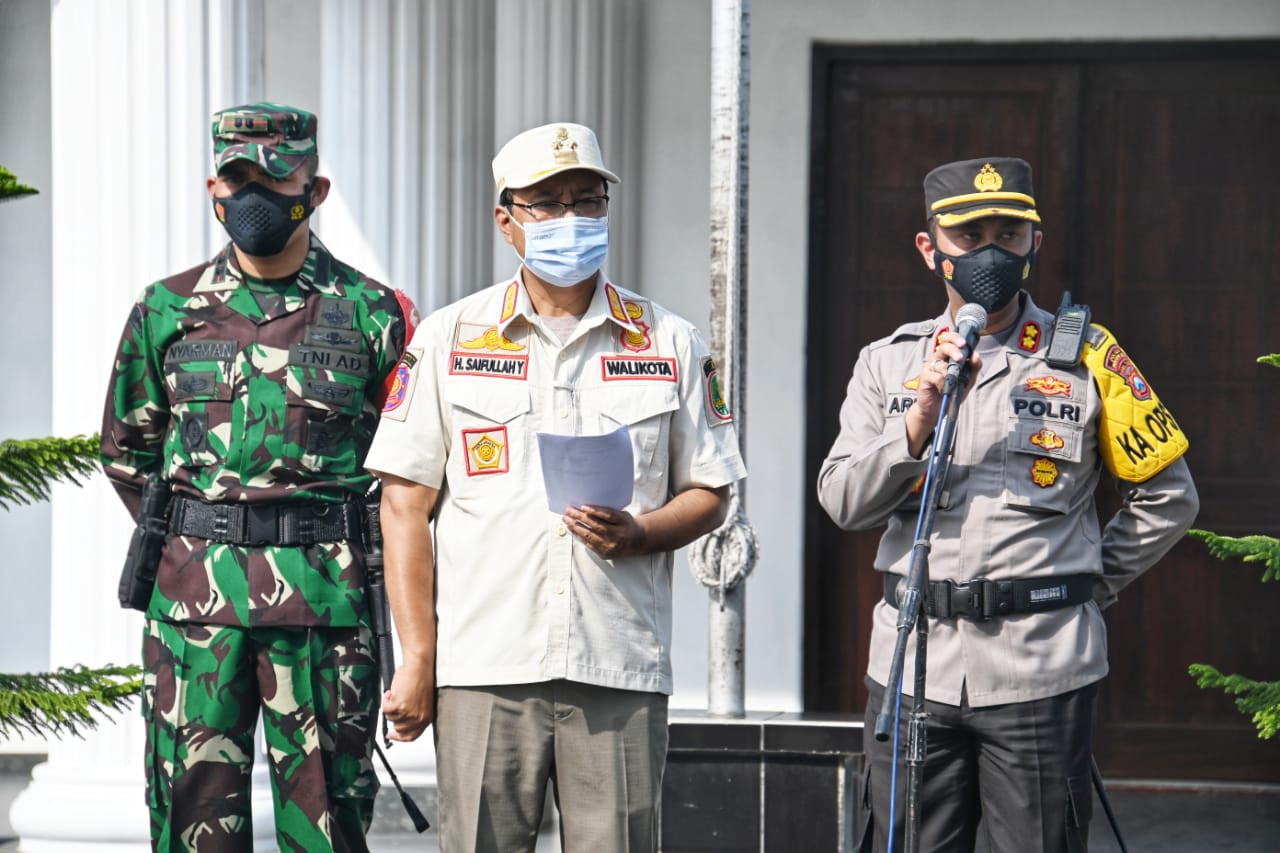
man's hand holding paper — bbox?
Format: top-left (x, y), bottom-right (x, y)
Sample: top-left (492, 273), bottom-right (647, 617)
top-left (537, 425), bottom-right (644, 559)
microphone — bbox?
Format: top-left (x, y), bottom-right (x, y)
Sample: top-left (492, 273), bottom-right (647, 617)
top-left (941, 303), bottom-right (988, 394)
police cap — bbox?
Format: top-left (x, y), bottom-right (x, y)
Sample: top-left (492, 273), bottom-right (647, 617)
top-left (924, 157), bottom-right (1040, 227)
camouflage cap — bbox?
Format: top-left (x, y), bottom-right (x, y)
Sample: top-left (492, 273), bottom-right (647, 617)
top-left (211, 102), bottom-right (317, 179)
top-left (924, 157), bottom-right (1041, 227)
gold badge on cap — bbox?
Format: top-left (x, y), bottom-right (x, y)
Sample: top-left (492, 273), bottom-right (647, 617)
top-left (553, 127), bottom-right (579, 165)
top-left (974, 163), bottom-right (1004, 193)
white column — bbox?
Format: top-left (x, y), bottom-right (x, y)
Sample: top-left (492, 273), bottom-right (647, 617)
top-left (315, 0), bottom-right (497, 317)
top-left (491, 0), bottom-right (642, 287)
top-left (310, 0), bottom-right (503, 791)
top-left (8, 1), bottom-right (274, 849)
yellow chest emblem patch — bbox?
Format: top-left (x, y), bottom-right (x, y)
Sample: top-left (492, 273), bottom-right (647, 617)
top-left (1031, 457), bottom-right (1060, 488)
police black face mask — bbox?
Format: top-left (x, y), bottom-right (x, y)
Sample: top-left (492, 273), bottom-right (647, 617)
top-left (212, 181), bottom-right (313, 257)
top-left (933, 242), bottom-right (1035, 314)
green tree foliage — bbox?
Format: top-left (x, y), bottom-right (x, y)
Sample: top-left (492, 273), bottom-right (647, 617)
top-left (0, 666), bottom-right (143, 740)
top-left (0, 164), bottom-right (38, 202)
top-left (0, 173), bottom-right (143, 741)
top-left (0, 435), bottom-right (101, 510)
top-left (1186, 354), bottom-right (1280, 740)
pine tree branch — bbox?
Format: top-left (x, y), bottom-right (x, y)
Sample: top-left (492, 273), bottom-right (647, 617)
top-left (1186, 529), bottom-right (1280, 582)
top-left (1189, 664), bottom-right (1280, 740)
top-left (0, 435), bottom-right (101, 511)
top-left (0, 665), bottom-right (143, 740)
top-left (0, 164), bottom-right (39, 203)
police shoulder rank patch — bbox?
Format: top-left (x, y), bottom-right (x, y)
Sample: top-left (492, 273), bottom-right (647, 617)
top-left (1082, 323), bottom-right (1188, 482)
top-left (462, 426), bottom-right (509, 476)
top-left (1019, 321), bottom-right (1042, 353)
top-left (701, 356), bottom-right (732, 425)
top-left (382, 347), bottom-right (422, 421)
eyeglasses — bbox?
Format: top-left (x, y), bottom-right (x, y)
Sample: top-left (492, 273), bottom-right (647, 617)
top-left (507, 195), bottom-right (609, 220)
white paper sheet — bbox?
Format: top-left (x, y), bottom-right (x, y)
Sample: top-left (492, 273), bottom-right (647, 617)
top-left (536, 425), bottom-right (634, 514)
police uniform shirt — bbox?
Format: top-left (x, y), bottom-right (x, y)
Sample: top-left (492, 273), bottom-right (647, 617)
top-left (365, 274), bottom-right (747, 695)
top-left (817, 292), bottom-right (1198, 707)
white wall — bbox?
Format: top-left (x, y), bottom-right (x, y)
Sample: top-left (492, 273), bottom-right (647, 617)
top-left (637, 0), bottom-right (1280, 712)
top-left (0, 0), bottom-right (52, 676)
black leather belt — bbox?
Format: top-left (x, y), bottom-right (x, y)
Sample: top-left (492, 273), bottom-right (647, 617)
top-left (883, 573), bottom-right (1094, 621)
top-left (169, 495), bottom-right (360, 546)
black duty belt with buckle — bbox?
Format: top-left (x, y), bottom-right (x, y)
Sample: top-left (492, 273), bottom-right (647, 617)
top-left (169, 495), bottom-right (361, 546)
top-left (883, 573), bottom-right (1094, 621)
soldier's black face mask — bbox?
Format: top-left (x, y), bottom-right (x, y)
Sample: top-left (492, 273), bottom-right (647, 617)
top-left (213, 181), bottom-right (313, 257)
top-left (932, 242), bottom-right (1035, 313)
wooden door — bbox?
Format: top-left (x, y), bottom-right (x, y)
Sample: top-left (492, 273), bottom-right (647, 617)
top-left (804, 43), bottom-right (1280, 781)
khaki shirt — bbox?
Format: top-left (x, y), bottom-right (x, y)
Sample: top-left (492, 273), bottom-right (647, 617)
top-left (817, 293), bottom-right (1198, 707)
top-left (366, 274), bottom-right (747, 694)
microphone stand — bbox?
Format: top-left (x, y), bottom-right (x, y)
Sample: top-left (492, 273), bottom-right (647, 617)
top-left (874, 363), bottom-right (971, 853)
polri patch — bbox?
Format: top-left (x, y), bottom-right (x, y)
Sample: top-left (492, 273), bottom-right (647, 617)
top-left (462, 426), bottom-right (509, 476)
top-left (601, 355), bottom-right (677, 382)
top-left (702, 356), bottom-right (732, 425)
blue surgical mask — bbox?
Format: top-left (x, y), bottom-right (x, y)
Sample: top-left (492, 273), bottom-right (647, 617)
top-left (513, 215), bottom-right (609, 287)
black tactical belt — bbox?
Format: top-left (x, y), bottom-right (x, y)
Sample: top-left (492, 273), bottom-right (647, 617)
top-left (883, 572), bottom-right (1094, 621)
top-left (169, 496), bottom-right (360, 546)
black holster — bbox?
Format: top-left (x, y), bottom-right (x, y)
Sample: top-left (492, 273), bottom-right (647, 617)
top-left (362, 485), bottom-right (396, 694)
top-left (117, 476), bottom-right (172, 611)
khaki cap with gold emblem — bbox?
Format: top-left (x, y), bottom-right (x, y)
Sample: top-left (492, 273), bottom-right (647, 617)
top-left (491, 122), bottom-right (620, 192)
top-left (924, 157), bottom-right (1041, 227)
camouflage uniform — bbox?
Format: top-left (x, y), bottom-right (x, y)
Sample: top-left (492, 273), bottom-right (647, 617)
top-left (101, 103), bottom-right (412, 852)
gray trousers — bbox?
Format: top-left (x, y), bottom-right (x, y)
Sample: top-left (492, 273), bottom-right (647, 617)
top-left (862, 678), bottom-right (1097, 853)
top-left (433, 680), bottom-right (669, 853)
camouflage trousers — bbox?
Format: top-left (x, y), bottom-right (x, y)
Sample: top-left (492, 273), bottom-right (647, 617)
top-left (141, 619), bottom-right (380, 852)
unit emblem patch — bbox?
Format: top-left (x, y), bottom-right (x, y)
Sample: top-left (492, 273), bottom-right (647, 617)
top-left (1103, 344), bottom-right (1151, 400)
top-left (620, 301), bottom-right (652, 351)
top-left (462, 426), bottom-right (509, 476)
top-left (702, 356), bottom-right (732, 425)
top-left (1030, 428), bottom-right (1066, 451)
top-left (383, 350), bottom-right (418, 414)
top-left (1030, 457), bottom-right (1059, 488)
